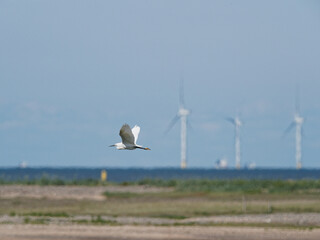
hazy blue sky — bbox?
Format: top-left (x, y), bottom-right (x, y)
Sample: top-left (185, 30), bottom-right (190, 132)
top-left (1, 0), bottom-right (320, 168)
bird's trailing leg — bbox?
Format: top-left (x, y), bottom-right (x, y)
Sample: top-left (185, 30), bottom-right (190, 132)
top-left (135, 146), bottom-right (151, 150)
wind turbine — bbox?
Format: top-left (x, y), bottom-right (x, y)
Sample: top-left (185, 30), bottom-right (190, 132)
top-left (227, 116), bottom-right (242, 169)
top-left (165, 80), bottom-right (190, 169)
top-left (284, 90), bottom-right (304, 169)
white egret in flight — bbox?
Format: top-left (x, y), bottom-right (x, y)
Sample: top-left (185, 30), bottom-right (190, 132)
top-left (109, 124), bottom-right (151, 150)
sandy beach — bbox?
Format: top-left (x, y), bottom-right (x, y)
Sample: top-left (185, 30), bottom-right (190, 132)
top-left (1, 224), bottom-right (320, 240)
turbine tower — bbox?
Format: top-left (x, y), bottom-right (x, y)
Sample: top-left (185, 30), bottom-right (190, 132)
top-left (178, 94), bottom-right (190, 169)
top-left (165, 80), bottom-right (190, 169)
top-left (294, 112), bottom-right (303, 169)
top-left (227, 116), bottom-right (242, 169)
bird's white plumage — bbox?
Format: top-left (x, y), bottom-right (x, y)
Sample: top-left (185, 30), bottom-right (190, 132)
top-left (131, 125), bottom-right (140, 144)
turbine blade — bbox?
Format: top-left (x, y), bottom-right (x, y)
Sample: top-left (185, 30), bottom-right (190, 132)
top-left (283, 122), bottom-right (295, 138)
top-left (295, 84), bottom-right (300, 115)
top-left (301, 126), bottom-right (305, 138)
top-left (225, 117), bottom-right (235, 125)
top-left (179, 78), bottom-right (185, 108)
top-left (187, 118), bottom-right (193, 133)
top-left (164, 115), bottom-right (180, 135)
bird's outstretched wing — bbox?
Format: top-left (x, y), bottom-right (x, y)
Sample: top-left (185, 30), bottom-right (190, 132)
top-left (131, 125), bottom-right (140, 144)
top-left (119, 124), bottom-right (135, 145)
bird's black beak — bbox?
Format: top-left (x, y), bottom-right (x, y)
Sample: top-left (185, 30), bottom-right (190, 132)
top-left (109, 145), bottom-right (115, 147)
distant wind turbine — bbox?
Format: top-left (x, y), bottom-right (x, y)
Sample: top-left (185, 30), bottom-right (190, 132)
top-left (284, 89), bottom-right (304, 169)
top-left (165, 80), bottom-right (190, 169)
top-left (227, 116), bottom-right (242, 169)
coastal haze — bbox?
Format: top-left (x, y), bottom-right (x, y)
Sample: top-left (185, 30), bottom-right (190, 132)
top-left (1, 1), bottom-right (320, 169)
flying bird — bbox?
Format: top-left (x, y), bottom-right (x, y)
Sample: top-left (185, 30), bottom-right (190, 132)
top-left (109, 124), bottom-right (151, 150)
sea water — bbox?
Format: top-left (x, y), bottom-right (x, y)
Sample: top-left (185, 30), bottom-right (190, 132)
top-left (0, 168), bottom-right (320, 182)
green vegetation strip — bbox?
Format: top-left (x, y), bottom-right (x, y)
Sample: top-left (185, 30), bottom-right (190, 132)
top-left (136, 178), bottom-right (320, 194)
top-left (0, 177), bottom-right (106, 186)
top-left (4, 215), bottom-right (319, 230)
top-left (1, 177), bottom-right (320, 194)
